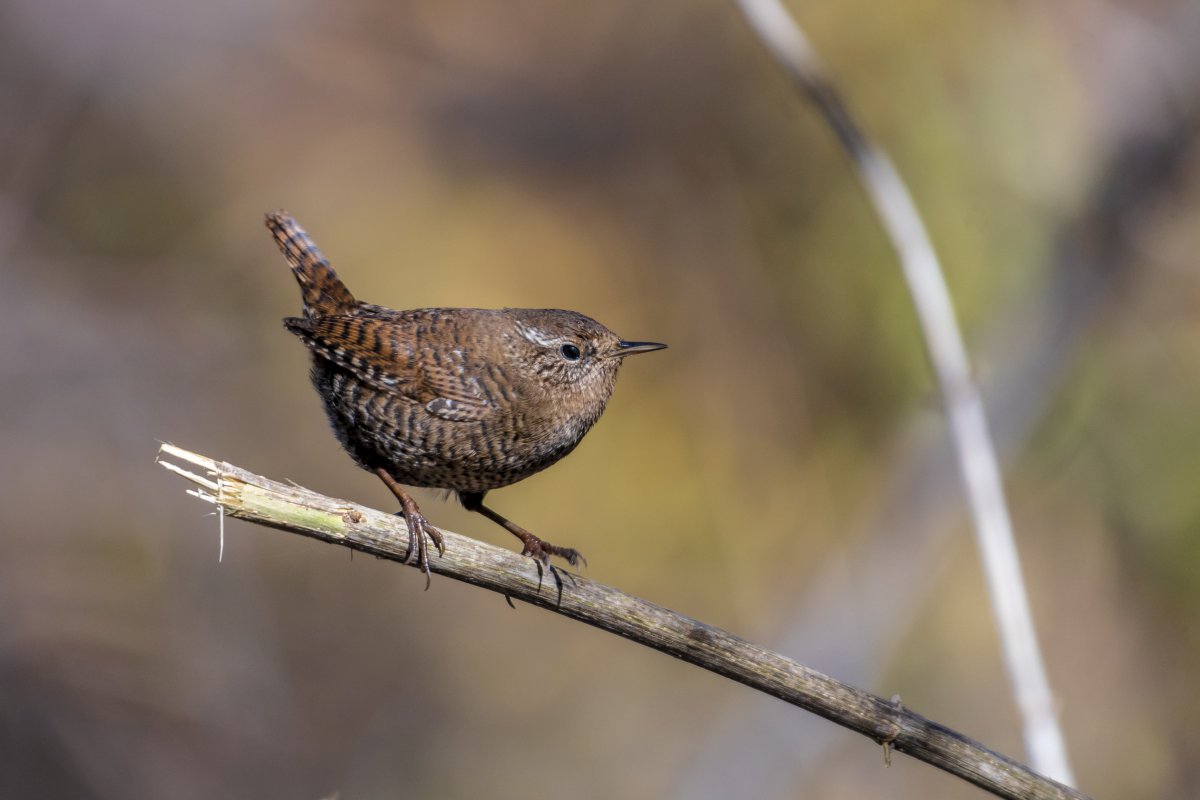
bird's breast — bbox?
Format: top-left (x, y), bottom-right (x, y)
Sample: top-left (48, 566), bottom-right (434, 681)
top-left (313, 362), bottom-right (607, 493)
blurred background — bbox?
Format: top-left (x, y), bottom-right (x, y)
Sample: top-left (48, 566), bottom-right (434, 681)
top-left (2, 0), bottom-right (1198, 797)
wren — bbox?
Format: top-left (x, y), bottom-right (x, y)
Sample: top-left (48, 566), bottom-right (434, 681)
top-left (265, 211), bottom-right (666, 587)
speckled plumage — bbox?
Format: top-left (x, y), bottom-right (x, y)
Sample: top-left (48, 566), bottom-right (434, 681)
top-left (289, 306), bottom-right (623, 493)
top-left (265, 211), bottom-right (666, 583)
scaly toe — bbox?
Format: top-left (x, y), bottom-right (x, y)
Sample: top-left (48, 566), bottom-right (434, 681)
top-left (521, 540), bottom-right (552, 566)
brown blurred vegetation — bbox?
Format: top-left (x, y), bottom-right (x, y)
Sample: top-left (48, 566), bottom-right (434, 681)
top-left (2, 0), bottom-right (1199, 797)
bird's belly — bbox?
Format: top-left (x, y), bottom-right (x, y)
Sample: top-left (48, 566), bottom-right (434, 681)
top-left (315, 368), bottom-right (586, 493)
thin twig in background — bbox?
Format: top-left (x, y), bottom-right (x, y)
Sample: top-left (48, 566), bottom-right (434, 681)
top-left (156, 443), bottom-right (1089, 800)
top-left (731, 0), bottom-right (1075, 784)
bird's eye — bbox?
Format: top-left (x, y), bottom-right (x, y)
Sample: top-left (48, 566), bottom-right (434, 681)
top-left (560, 343), bottom-right (582, 361)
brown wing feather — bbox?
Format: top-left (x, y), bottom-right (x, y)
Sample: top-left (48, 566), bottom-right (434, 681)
top-left (284, 314), bottom-right (492, 420)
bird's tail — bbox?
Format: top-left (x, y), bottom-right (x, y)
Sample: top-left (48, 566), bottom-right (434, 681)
top-left (265, 211), bottom-right (358, 316)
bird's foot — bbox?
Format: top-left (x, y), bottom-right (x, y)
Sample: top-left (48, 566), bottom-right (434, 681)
top-left (376, 468), bottom-right (444, 589)
top-left (457, 492), bottom-right (585, 598)
top-left (394, 505), bottom-right (444, 590)
top-left (516, 533), bottom-right (585, 599)
top-left (519, 534), bottom-right (586, 569)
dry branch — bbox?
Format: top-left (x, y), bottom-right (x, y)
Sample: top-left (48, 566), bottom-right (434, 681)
top-left (158, 443), bottom-right (1088, 800)
top-left (731, 0), bottom-right (1075, 783)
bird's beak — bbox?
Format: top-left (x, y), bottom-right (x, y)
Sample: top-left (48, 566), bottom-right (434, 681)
top-left (614, 340), bottom-right (668, 358)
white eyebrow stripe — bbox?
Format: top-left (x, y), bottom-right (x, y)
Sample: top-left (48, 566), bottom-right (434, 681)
top-left (515, 320), bottom-right (562, 347)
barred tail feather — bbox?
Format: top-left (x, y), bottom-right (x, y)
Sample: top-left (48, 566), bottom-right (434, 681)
top-left (264, 211), bottom-right (358, 316)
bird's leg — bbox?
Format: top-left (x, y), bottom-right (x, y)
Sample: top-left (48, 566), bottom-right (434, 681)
top-left (375, 468), bottom-right (445, 589)
top-left (458, 492), bottom-right (586, 568)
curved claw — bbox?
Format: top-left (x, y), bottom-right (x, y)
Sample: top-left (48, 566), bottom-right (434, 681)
top-left (393, 509), bottom-right (443, 568)
top-left (404, 512), bottom-right (443, 591)
top-left (519, 540), bottom-right (581, 605)
top-left (393, 506), bottom-right (446, 587)
top-left (555, 547), bottom-right (587, 569)
top-left (520, 538), bottom-right (586, 570)
top-left (379, 468), bottom-right (445, 588)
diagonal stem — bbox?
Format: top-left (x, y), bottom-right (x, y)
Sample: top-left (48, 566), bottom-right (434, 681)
top-left (732, 0), bottom-right (1074, 784)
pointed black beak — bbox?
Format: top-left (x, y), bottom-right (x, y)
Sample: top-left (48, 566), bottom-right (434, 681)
top-left (615, 340), bottom-right (668, 357)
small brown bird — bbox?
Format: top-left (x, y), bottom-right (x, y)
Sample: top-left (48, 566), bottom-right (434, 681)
top-left (266, 211), bottom-right (666, 586)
